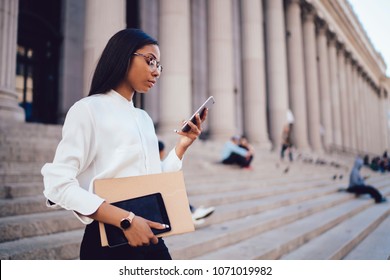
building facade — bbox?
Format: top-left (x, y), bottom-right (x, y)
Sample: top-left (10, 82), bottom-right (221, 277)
top-left (1, 0), bottom-right (389, 155)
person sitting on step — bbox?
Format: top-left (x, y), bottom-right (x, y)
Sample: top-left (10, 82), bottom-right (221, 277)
top-left (346, 156), bottom-right (387, 203)
top-left (220, 135), bottom-right (253, 170)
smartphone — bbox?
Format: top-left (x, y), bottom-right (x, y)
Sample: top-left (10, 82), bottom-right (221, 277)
top-left (181, 96), bottom-right (215, 132)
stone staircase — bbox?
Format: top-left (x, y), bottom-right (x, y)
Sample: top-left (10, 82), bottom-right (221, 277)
top-left (1, 123), bottom-right (389, 260)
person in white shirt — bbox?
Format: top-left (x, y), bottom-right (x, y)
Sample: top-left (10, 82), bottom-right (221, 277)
top-left (41, 29), bottom-right (207, 260)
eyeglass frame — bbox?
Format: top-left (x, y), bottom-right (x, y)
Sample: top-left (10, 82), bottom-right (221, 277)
top-left (132, 52), bottom-right (163, 73)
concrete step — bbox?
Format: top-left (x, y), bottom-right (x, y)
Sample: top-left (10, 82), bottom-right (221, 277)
top-left (1, 178), bottom-right (387, 260)
top-left (167, 191), bottom-right (353, 259)
top-left (0, 210), bottom-right (83, 243)
top-left (0, 182), bottom-right (44, 199)
top-left (0, 148), bottom-right (56, 163)
top-left (188, 178), bottom-right (332, 207)
top-left (0, 174), bottom-right (44, 184)
top-left (343, 212), bottom-right (390, 260)
top-left (0, 122), bottom-right (62, 137)
top-left (186, 173), bottom-right (334, 196)
top-left (0, 195), bottom-right (55, 217)
top-left (166, 181), bottom-right (389, 259)
top-left (0, 229), bottom-right (83, 260)
top-left (0, 161), bottom-right (46, 175)
top-left (193, 186), bottom-right (390, 260)
top-left (280, 198), bottom-right (390, 259)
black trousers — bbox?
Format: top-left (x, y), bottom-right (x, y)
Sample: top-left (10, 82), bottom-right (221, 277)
top-left (79, 221), bottom-right (172, 260)
top-left (280, 144), bottom-right (293, 162)
top-left (222, 152), bottom-right (252, 168)
top-left (347, 185), bottom-right (383, 203)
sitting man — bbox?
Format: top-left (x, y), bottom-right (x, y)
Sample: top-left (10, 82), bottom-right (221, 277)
top-left (347, 156), bottom-right (387, 203)
top-left (221, 135), bottom-right (253, 169)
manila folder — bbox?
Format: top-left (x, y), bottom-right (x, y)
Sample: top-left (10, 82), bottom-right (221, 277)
top-left (93, 171), bottom-right (194, 247)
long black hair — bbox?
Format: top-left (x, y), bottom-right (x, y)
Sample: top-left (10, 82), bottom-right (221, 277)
top-left (88, 28), bottom-right (158, 96)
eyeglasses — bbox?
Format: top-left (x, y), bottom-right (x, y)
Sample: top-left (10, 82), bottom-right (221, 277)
top-left (133, 53), bottom-right (163, 73)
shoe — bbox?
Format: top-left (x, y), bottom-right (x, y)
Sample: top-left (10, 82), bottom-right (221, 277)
top-left (192, 217), bottom-right (205, 226)
top-left (375, 197), bottom-right (387, 203)
top-left (283, 167), bottom-right (289, 173)
top-left (192, 206), bottom-right (215, 220)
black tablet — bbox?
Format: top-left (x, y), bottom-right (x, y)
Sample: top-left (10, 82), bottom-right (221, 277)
top-left (104, 192), bottom-right (171, 247)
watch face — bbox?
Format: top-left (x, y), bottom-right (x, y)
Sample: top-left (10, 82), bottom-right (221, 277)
top-left (120, 218), bottom-right (131, 230)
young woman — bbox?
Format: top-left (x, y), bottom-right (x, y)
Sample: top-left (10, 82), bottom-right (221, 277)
top-left (41, 29), bottom-right (207, 260)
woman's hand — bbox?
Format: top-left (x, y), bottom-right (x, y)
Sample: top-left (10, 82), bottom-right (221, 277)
top-left (123, 215), bottom-right (167, 247)
top-left (174, 109), bottom-right (208, 159)
top-left (88, 202), bottom-right (167, 247)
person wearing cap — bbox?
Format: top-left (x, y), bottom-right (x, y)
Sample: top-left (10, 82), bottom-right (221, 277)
top-left (220, 135), bottom-right (253, 169)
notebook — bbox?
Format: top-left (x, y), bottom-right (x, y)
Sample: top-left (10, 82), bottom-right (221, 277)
top-left (94, 171), bottom-right (195, 247)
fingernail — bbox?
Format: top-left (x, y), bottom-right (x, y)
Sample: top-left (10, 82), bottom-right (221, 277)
top-left (163, 224), bottom-right (170, 229)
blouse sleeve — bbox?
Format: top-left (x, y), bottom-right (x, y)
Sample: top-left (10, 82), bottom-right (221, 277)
top-left (161, 148), bottom-right (183, 172)
top-left (41, 101), bottom-right (104, 224)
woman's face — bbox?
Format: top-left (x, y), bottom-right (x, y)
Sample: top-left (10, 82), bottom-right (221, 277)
top-left (126, 44), bottom-right (161, 94)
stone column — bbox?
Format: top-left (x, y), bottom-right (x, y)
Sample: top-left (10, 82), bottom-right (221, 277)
top-left (208, 0), bottom-right (236, 140)
top-left (83, 0), bottom-right (126, 96)
top-left (345, 54), bottom-right (355, 151)
top-left (240, 0), bottom-right (271, 148)
top-left (356, 69), bottom-right (365, 152)
top-left (365, 80), bottom-right (372, 152)
top-left (372, 89), bottom-right (377, 152)
top-left (264, 0), bottom-right (290, 149)
top-left (58, 0), bottom-right (86, 122)
top-left (370, 87), bottom-right (377, 153)
top-left (285, 0), bottom-right (310, 151)
top-left (353, 67), bottom-right (361, 152)
top-left (376, 90), bottom-right (383, 153)
top-left (140, 0), bottom-right (160, 121)
top-left (351, 63), bottom-right (361, 152)
top-left (190, 0), bottom-right (208, 126)
top-left (344, 52), bottom-right (354, 150)
top-left (159, 0), bottom-right (192, 134)
top-left (337, 44), bottom-right (350, 151)
top-left (381, 89), bottom-right (390, 152)
top-left (361, 78), bottom-right (369, 152)
top-left (374, 88), bottom-right (381, 153)
top-left (0, 0), bottom-right (25, 123)
top-left (327, 33), bottom-right (342, 149)
top-left (302, 5), bottom-right (323, 152)
top-left (316, 18), bottom-right (332, 152)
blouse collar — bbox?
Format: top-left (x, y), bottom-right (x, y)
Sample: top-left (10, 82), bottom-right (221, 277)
top-left (108, 90), bottom-right (135, 108)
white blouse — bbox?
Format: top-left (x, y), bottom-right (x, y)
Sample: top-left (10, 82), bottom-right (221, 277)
top-left (41, 90), bottom-right (182, 224)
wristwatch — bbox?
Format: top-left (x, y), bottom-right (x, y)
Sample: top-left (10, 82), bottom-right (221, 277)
top-left (120, 212), bottom-right (135, 230)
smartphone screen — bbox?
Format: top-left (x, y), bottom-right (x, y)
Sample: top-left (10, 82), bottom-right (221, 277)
top-left (181, 96), bottom-right (215, 132)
